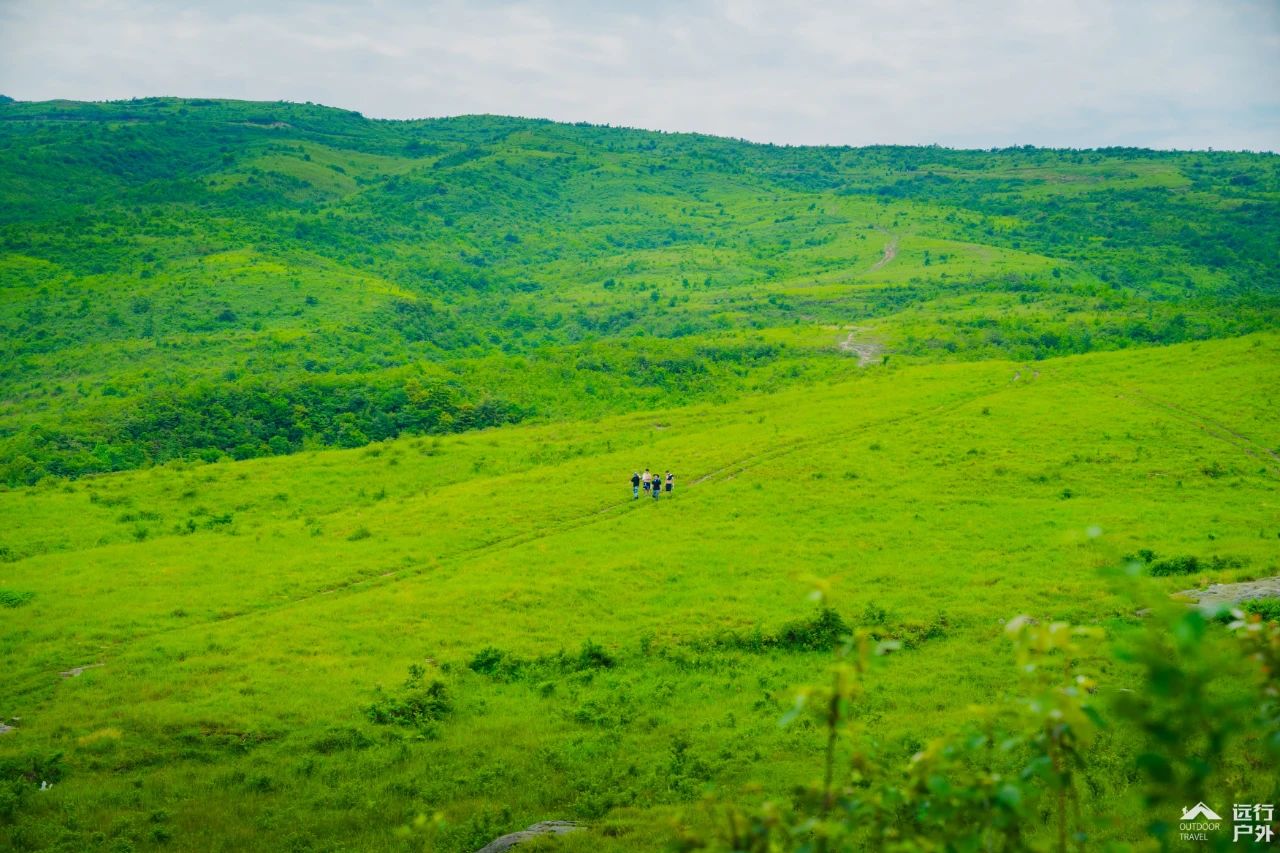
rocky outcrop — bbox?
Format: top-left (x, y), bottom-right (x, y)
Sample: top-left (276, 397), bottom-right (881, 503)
top-left (476, 821), bottom-right (583, 852)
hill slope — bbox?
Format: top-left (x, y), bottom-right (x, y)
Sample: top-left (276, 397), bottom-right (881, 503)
top-left (1, 98), bottom-right (1277, 484)
top-left (1, 334), bottom-right (1277, 850)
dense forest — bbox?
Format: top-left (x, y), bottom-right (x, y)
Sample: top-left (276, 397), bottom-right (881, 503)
top-left (1, 98), bottom-right (1277, 484)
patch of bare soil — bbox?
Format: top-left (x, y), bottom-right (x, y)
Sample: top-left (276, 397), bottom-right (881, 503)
top-left (838, 330), bottom-right (884, 367)
top-left (60, 664), bottom-right (104, 679)
top-left (870, 237), bottom-right (898, 271)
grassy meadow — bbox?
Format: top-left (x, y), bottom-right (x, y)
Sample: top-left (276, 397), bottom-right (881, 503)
top-left (1, 97), bottom-right (1279, 850)
top-left (2, 332), bottom-right (1278, 851)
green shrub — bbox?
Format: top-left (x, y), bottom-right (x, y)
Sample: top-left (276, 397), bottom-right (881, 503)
top-left (0, 590), bottom-right (33, 608)
top-left (572, 639), bottom-right (615, 670)
top-left (365, 665), bottom-right (452, 733)
top-left (692, 601), bottom-right (1280, 852)
top-left (467, 647), bottom-right (522, 681)
top-left (1149, 555), bottom-right (1200, 576)
top-left (1243, 598), bottom-right (1280, 623)
top-left (892, 610), bottom-right (951, 648)
top-left (1147, 554), bottom-right (1246, 576)
top-left (774, 607), bottom-right (850, 651)
top-left (468, 640), bottom-right (617, 684)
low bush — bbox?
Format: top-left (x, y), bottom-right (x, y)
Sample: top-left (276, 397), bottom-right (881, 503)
top-left (774, 608), bottom-right (850, 651)
top-left (468, 639), bottom-right (616, 683)
top-left (1243, 598), bottom-right (1280, 623)
top-left (0, 590), bottom-right (34, 609)
top-left (1134, 551), bottom-right (1247, 577)
top-left (365, 665), bottom-right (452, 734)
top-left (714, 607), bottom-right (946, 654)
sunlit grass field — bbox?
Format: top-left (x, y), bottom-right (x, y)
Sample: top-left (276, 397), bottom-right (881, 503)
top-left (2, 333), bottom-right (1276, 851)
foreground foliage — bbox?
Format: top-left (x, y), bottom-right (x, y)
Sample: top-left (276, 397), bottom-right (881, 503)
top-left (689, 595), bottom-right (1279, 852)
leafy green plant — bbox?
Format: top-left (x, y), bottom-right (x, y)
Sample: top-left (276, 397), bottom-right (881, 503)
top-left (1242, 598), bottom-right (1280, 624)
top-left (1139, 553), bottom-right (1246, 577)
top-left (690, 598), bottom-right (1278, 852)
top-left (365, 665), bottom-right (452, 734)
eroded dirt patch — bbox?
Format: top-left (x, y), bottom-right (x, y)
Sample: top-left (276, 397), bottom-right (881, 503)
top-left (838, 330), bottom-right (884, 367)
top-left (870, 233), bottom-right (901, 268)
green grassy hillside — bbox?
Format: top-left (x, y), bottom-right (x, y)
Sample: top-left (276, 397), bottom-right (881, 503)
top-left (1, 98), bottom-right (1277, 484)
top-left (2, 98), bottom-right (1279, 851)
top-left (1, 333), bottom-right (1277, 851)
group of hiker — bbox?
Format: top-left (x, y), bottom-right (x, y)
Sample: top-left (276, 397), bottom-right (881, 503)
top-left (631, 468), bottom-right (674, 500)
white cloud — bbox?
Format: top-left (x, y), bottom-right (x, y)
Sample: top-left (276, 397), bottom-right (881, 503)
top-left (0, 0), bottom-right (1275, 150)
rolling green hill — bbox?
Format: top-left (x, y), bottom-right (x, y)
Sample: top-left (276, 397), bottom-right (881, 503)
top-left (1, 98), bottom-right (1279, 851)
top-left (1, 98), bottom-right (1277, 484)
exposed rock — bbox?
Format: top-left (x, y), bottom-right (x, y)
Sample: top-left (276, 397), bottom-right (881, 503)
top-left (0, 723), bottom-right (14, 735)
top-left (60, 663), bottom-right (104, 678)
top-left (1176, 576), bottom-right (1280, 612)
top-left (476, 820), bottom-right (583, 852)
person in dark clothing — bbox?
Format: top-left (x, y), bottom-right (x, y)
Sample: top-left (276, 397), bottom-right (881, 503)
top-left (652, 475), bottom-right (660, 500)
top-left (631, 471), bottom-right (641, 499)
top-left (665, 471), bottom-right (674, 493)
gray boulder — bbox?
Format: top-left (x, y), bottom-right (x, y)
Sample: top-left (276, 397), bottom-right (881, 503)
top-left (476, 820), bottom-right (583, 852)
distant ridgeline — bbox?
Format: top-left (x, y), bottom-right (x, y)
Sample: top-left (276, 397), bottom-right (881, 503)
top-left (0, 97), bottom-right (1277, 484)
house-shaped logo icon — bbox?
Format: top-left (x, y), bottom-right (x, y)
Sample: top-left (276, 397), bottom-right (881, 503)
top-left (1180, 803), bottom-right (1223, 821)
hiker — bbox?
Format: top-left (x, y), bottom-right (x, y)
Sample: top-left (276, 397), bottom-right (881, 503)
top-left (631, 471), bottom-right (641, 498)
top-left (652, 475), bottom-right (660, 500)
top-left (642, 468), bottom-right (652, 494)
top-left (665, 471), bottom-right (674, 494)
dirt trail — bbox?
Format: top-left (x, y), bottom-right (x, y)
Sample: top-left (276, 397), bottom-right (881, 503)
top-left (21, 380), bottom-right (1272, 697)
top-left (1119, 388), bottom-right (1280, 476)
top-left (22, 381), bottom-right (1015, 691)
top-left (870, 225), bottom-right (901, 268)
top-left (838, 330), bottom-right (884, 367)
top-left (690, 384), bottom-right (1005, 486)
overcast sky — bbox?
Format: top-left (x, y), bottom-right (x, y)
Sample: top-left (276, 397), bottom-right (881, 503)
top-left (1, 0), bottom-right (1277, 150)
